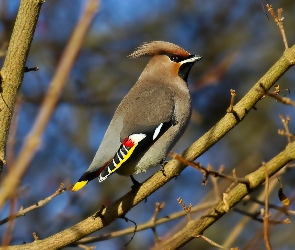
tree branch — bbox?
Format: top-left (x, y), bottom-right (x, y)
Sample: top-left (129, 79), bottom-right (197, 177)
top-left (0, 0), bottom-right (44, 174)
top-left (153, 142), bottom-right (295, 249)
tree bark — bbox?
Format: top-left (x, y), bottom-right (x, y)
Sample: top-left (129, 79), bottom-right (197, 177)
top-left (0, 0), bottom-right (44, 174)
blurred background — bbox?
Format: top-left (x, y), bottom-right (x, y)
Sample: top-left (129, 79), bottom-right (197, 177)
top-left (1, 0), bottom-right (295, 249)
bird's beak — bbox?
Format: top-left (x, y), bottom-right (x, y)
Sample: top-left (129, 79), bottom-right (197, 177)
top-left (180, 55), bottom-right (202, 65)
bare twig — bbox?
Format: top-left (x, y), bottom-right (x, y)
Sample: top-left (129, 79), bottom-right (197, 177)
top-left (33, 232), bottom-right (39, 242)
top-left (1, 195), bottom-right (17, 247)
top-left (77, 244), bottom-right (95, 250)
top-left (278, 130), bottom-right (295, 141)
top-left (227, 89), bottom-right (236, 113)
top-left (196, 234), bottom-right (237, 250)
top-left (233, 207), bottom-right (290, 225)
top-left (244, 192), bottom-right (295, 249)
top-left (226, 89), bottom-right (240, 121)
top-left (177, 198), bottom-right (193, 222)
top-left (279, 114), bottom-right (292, 143)
top-left (209, 165), bottom-right (221, 200)
top-left (169, 152), bottom-right (250, 186)
top-left (266, 4), bottom-right (289, 49)
top-left (0, 183), bottom-right (71, 225)
top-left (222, 178), bottom-right (277, 248)
top-left (258, 83), bottom-right (295, 107)
top-left (248, 197), bottom-right (288, 217)
top-left (263, 163), bottom-right (272, 250)
top-left (24, 66), bottom-right (39, 73)
top-left (6, 95), bottom-right (22, 166)
top-left (2, 95), bottom-right (22, 246)
top-left (151, 202), bottom-right (165, 243)
top-left (73, 202), bottom-right (215, 246)
top-left (0, 0), bottom-right (99, 208)
top-left (261, 0), bottom-right (270, 20)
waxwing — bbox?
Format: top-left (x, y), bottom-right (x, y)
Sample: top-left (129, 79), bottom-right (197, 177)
top-left (72, 41), bottom-right (202, 191)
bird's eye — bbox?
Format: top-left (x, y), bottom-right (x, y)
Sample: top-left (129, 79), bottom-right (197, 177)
top-left (169, 55), bottom-right (179, 62)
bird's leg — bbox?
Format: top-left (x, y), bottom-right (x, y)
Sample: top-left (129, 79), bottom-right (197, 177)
top-left (130, 175), bottom-right (147, 202)
top-left (130, 175), bottom-right (141, 189)
top-left (160, 158), bottom-right (168, 177)
top-left (92, 205), bottom-right (106, 219)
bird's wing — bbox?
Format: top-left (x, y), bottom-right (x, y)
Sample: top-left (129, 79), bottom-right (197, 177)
top-left (96, 85), bottom-right (176, 181)
top-left (119, 84), bottom-right (176, 139)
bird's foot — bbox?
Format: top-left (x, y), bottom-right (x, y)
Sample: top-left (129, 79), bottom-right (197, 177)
top-left (130, 175), bottom-right (141, 190)
top-left (92, 205), bottom-right (106, 219)
top-left (130, 175), bottom-right (147, 202)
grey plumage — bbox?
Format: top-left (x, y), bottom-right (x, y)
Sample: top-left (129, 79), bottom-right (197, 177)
top-left (72, 41), bottom-right (202, 191)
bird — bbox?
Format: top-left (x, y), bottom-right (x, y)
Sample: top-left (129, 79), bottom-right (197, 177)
top-left (72, 41), bottom-right (202, 192)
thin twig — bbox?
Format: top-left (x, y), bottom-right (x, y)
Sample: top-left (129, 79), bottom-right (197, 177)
top-left (169, 152), bottom-right (250, 186)
top-left (73, 202), bottom-right (215, 246)
top-left (258, 83), bottom-right (295, 107)
top-left (77, 244), bottom-right (95, 250)
top-left (263, 163), bottom-right (272, 250)
top-left (6, 94), bottom-right (22, 166)
top-left (196, 235), bottom-right (236, 250)
top-left (244, 192), bottom-right (295, 249)
top-left (222, 178), bottom-right (277, 248)
top-left (227, 89), bottom-right (236, 113)
top-left (266, 4), bottom-right (289, 49)
top-left (226, 89), bottom-right (240, 121)
top-left (151, 202), bottom-right (165, 243)
top-left (2, 95), bottom-right (22, 246)
top-left (0, 0), bottom-right (99, 208)
top-left (261, 0), bottom-right (269, 20)
top-left (0, 183), bottom-right (71, 225)
top-left (249, 197), bottom-right (288, 217)
top-left (233, 208), bottom-right (290, 225)
top-left (279, 114), bottom-right (292, 143)
top-left (33, 232), bottom-right (39, 242)
top-left (177, 198), bottom-right (193, 222)
top-left (277, 8), bottom-right (289, 49)
top-left (209, 165), bottom-right (221, 200)
top-left (1, 195), bottom-right (17, 247)
top-left (24, 66), bottom-right (39, 73)
top-left (278, 130), bottom-right (295, 141)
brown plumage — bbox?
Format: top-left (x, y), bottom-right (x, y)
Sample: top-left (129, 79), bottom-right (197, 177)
top-left (129, 41), bottom-right (191, 58)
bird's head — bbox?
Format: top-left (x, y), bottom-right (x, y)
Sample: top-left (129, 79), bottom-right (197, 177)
top-left (129, 41), bottom-right (202, 82)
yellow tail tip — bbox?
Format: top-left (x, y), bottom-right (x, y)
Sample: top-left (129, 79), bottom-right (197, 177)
top-left (72, 181), bottom-right (88, 192)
